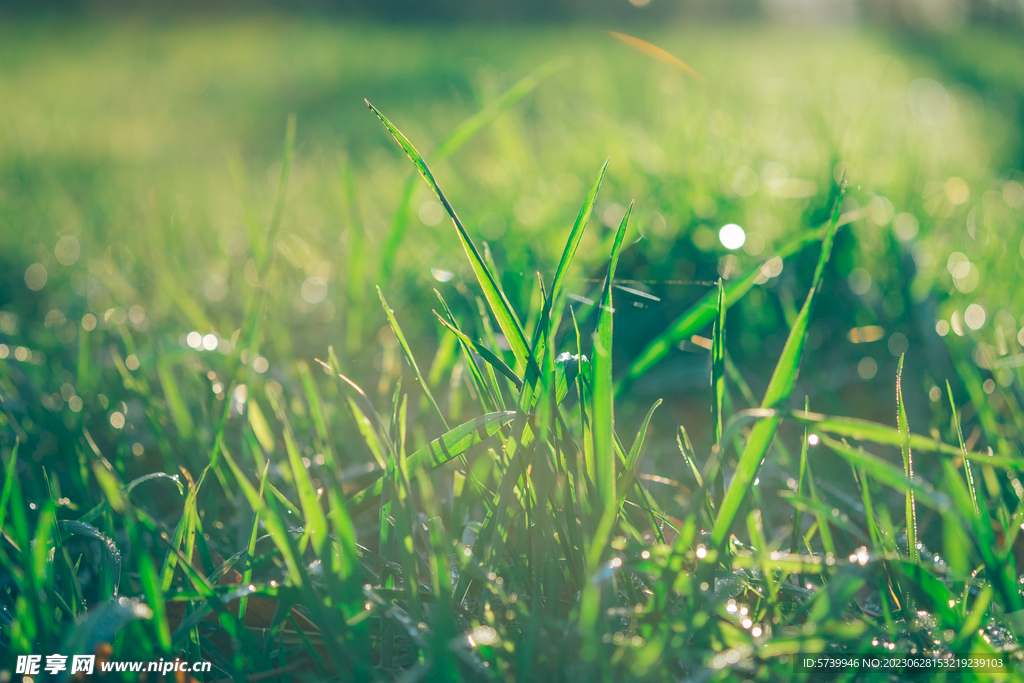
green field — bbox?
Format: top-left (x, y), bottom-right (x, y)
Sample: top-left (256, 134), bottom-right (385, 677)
top-left (2, 15), bottom-right (1024, 681)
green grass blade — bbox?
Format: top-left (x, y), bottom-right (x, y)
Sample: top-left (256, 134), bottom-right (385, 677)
top-left (239, 460), bottom-right (269, 622)
top-left (711, 278), bottom-right (726, 504)
top-left (220, 443), bottom-right (302, 586)
top-left (592, 201), bottom-right (632, 517)
top-left (345, 396), bottom-right (389, 469)
top-left (347, 410), bottom-right (515, 512)
top-left (247, 398), bottom-right (276, 455)
top-left (710, 187), bottom-right (843, 550)
top-left (788, 410), bottom-right (1020, 466)
top-left (896, 354), bottom-right (918, 564)
top-left (379, 59), bottom-right (563, 279)
top-left (157, 358), bottom-right (194, 440)
top-left (818, 434), bottom-right (947, 511)
top-left (367, 100), bottom-right (533, 374)
top-left (947, 380), bottom-right (979, 514)
top-left (379, 287), bottom-right (450, 429)
top-left (711, 278), bottom-right (725, 448)
top-left (259, 113), bottom-right (296, 272)
top-left (0, 441), bottom-right (19, 543)
top-left (619, 209), bottom-right (861, 393)
top-left (267, 389), bottom-right (329, 557)
top-left (434, 311), bottom-right (523, 390)
top-left (616, 399), bottom-right (662, 507)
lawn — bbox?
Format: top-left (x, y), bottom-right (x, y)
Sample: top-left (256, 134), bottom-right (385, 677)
top-left (2, 14), bottom-right (1024, 681)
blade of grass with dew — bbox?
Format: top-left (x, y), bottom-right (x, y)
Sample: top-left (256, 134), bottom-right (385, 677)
top-left (379, 287), bottom-right (450, 429)
top-left (379, 60), bottom-right (564, 280)
top-left (619, 209), bottom-right (862, 393)
top-left (895, 354), bottom-right (918, 564)
top-left (367, 101), bottom-right (533, 375)
top-left (710, 186), bottom-right (844, 551)
top-left (947, 380), bottom-right (980, 514)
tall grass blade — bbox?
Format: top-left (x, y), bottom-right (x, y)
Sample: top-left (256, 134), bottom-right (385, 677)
top-left (592, 202), bottom-right (632, 518)
top-left (711, 279), bottom-right (725, 503)
top-left (710, 187), bottom-right (843, 550)
top-left (947, 380), bottom-right (979, 514)
top-left (579, 202), bottom-right (631, 663)
top-left (896, 354), bottom-right (918, 564)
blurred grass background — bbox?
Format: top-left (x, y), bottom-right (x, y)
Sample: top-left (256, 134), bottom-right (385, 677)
top-left (3, 5), bottom-right (1024, 670)
top-left (3, 13), bottom-right (1023, 446)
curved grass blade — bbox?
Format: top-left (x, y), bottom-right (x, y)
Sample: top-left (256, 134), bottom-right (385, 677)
top-left (710, 186), bottom-right (844, 550)
top-left (434, 312), bottom-right (523, 390)
top-left (347, 411), bottom-right (516, 513)
top-left (78, 472), bottom-right (183, 524)
top-left (817, 435), bottom-right (947, 511)
top-left (367, 100), bottom-right (533, 374)
top-left (788, 410), bottom-right (1021, 467)
top-left (57, 521), bottom-right (122, 596)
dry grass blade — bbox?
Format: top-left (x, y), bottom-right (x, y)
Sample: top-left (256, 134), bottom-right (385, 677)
top-left (606, 31), bottom-right (705, 82)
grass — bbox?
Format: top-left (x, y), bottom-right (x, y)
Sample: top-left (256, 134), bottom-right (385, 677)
top-left (2, 14), bottom-right (1024, 681)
